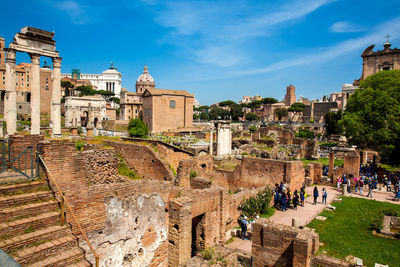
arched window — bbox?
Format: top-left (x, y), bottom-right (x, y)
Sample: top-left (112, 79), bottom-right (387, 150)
top-left (170, 100), bottom-right (176, 109)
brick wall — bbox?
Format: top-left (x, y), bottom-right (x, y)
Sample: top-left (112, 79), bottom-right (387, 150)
top-left (104, 141), bottom-right (174, 181)
top-left (176, 155), bottom-right (213, 188)
top-left (9, 134), bottom-right (44, 170)
top-left (252, 219), bottom-right (318, 267)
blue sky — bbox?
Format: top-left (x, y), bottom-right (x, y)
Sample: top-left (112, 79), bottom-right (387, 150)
top-left (2, 0), bottom-right (400, 105)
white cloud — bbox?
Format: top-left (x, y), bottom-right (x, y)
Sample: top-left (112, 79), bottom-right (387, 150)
top-left (141, 0), bottom-right (336, 67)
top-left (49, 1), bottom-right (93, 24)
top-left (234, 17), bottom-right (400, 76)
top-left (330, 21), bottom-right (365, 33)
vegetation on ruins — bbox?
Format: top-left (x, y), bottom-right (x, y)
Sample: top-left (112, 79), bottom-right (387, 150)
top-left (342, 70), bottom-right (400, 164)
top-left (117, 153), bottom-right (141, 180)
top-left (190, 170), bottom-right (197, 178)
top-left (324, 110), bottom-right (343, 136)
top-left (308, 197), bottom-right (400, 267)
top-left (249, 125), bottom-right (257, 133)
top-left (274, 107), bottom-right (288, 121)
top-left (245, 112), bottom-right (258, 121)
top-left (128, 118), bottom-right (149, 138)
top-left (301, 157), bottom-right (343, 168)
top-left (75, 140), bottom-right (85, 151)
top-left (295, 129), bottom-right (315, 139)
top-left (239, 187), bottom-right (273, 219)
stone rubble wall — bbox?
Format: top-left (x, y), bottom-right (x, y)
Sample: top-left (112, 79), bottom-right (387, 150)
top-left (103, 141), bottom-right (174, 181)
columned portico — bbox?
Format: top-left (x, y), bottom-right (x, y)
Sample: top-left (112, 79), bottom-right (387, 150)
top-left (30, 53), bottom-right (41, 135)
top-left (5, 49), bottom-right (17, 135)
top-left (52, 57), bottom-right (62, 136)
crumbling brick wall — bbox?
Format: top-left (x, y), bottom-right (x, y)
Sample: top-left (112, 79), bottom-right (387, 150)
top-left (176, 155), bottom-right (213, 188)
top-left (104, 141), bottom-right (174, 181)
top-left (252, 219), bottom-right (319, 267)
top-left (8, 134), bottom-right (44, 169)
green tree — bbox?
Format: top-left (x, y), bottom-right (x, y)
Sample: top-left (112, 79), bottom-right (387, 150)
top-left (262, 97), bottom-right (278, 104)
top-left (61, 80), bottom-right (74, 96)
top-left (342, 70), bottom-right (400, 164)
top-left (324, 110), bottom-right (343, 136)
top-left (200, 112), bottom-right (210, 121)
top-left (248, 100), bottom-right (262, 111)
top-left (229, 103), bottom-right (244, 121)
top-left (193, 113), bottom-right (200, 120)
top-left (109, 97), bottom-right (120, 104)
top-left (274, 107), bottom-right (288, 121)
top-left (245, 112), bottom-right (258, 121)
top-left (219, 100), bottom-right (236, 107)
top-left (128, 118), bottom-right (149, 138)
top-left (209, 108), bottom-right (229, 120)
top-left (76, 85), bottom-right (96, 96)
top-left (295, 129), bottom-right (315, 139)
top-left (288, 102), bottom-right (306, 120)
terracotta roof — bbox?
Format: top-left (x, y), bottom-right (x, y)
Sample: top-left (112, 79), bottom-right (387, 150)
top-left (144, 88), bottom-right (193, 97)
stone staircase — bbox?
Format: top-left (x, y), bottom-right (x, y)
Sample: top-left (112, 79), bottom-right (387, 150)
top-left (0, 178), bottom-right (91, 266)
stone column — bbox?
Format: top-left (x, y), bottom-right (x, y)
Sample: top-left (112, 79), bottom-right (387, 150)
top-left (209, 125), bottom-right (213, 155)
top-left (5, 49), bottom-right (17, 135)
top-left (51, 57), bottom-right (62, 136)
top-left (328, 151), bottom-right (334, 179)
top-left (29, 53), bottom-right (41, 135)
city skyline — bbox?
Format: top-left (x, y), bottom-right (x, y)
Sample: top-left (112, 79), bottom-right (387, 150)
top-left (2, 0), bottom-right (400, 105)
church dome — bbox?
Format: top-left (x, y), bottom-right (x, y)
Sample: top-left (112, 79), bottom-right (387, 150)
top-left (136, 64), bottom-right (155, 93)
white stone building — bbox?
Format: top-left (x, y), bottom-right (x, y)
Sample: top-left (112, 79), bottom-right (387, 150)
top-left (64, 95), bottom-right (106, 129)
top-left (61, 64), bottom-right (122, 95)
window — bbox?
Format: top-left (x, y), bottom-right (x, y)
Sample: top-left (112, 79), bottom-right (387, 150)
top-left (170, 100), bottom-right (176, 108)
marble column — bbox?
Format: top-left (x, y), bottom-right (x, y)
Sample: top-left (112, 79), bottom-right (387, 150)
top-left (5, 49), bottom-right (17, 135)
top-left (29, 53), bottom-right (41, 135)
top-left (51, 57), bottom-right (62, 136)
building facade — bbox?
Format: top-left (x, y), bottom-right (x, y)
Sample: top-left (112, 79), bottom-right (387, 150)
top-left (284, 84), bottom-right (296, 106)
top-left (61, 64), bottom-right (122, 95)
top-left (64, 95), bottom-right (106, 129)
top-left (142, 88), bottom-right (194, 133)
top-left (361, 42), bottom-right (400, 80)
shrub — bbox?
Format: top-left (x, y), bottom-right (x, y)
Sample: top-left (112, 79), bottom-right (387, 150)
top-left (249, 125), bottom-right (257, 133)
top-left (295, 129), bottom-right (315, 139)
top-left (77, 126), bottom-right (83, 136)
top-left (128, 118), bottom-right (149, 138)
top-left (239, 187), bottom-right (273, 219)
top-left (190, 170), bottom-right (197, 178)
top-left (75, 140), bottom-right (85, 151)
top-left (201, 247), bottom-right (215, 260)
top-left (369, 208), bottom-right (399, 232)
top-left (117, 154), bottom-right (141, 180)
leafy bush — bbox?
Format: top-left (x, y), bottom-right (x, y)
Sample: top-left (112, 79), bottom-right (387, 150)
top-left (117, 154), bottom-right (141, 180)
top-left (128, 118), bottom-right (149, 138)
top-left (249, 125), bottom-right (257, 133)
top-left (190, 170), bottom-right (197, 178)
top-left (369, 208), bottom-right (399, 232)
top-left (169, 165), bottom-right (177, 176)
top-left (295, 129), bottom-right (315, 139)
top-left (77, 126), bottom-right (83, 136)
top-left (239, 187), bottom-right (273, 220)
top-left (201, 247), bottom-right (215, 260)
top-left (75, 140), bottom-right (85, 151)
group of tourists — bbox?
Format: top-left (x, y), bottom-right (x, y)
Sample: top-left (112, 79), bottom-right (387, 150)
top-left (335, 164), bottom-right (400, 201)
top-left (273, 182), bottom-right (329, 212)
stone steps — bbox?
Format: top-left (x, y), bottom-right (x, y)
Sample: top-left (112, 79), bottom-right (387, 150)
top-left (26, 247), bottom-right (87, 267)
top-left (0, 191), bottom-right (53, 208)
top-left (0, 211), bottom-right (60, 238)
top-left (0, 181), bottom-right (48, 195)
top-left (0, 225), bottom-right (70, 252)
top-left (0, 200), bottom-right (59, 221)
top-left (15, 234), bottom-right (78, 265)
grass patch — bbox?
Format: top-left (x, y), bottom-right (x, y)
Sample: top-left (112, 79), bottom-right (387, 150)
top-left (116, 154), bottom-right (141, 180)
top-left (259, 207), bottom-right (275, 218)
top-left (24, 225), bottom-right (34, 234)
top-left (225, 236), bottom-right (234, 244)
top-left (307, 197), bottom-right (400, 267)
top-left (379, 163), bottom-right (400, 172)
top-left (301, 157), bottom-right (343, 167)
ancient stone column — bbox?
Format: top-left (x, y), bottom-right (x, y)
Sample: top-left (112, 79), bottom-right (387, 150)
top-left (328, 151), bottom-right (335, 179)
top-left (30, 53), bottom-right (41, 135)
top-left (209, 124), bottom-right (213, 155)
top-left (5, 49), bottom-right (17, 135)
top-left (51, 57), bottom-right (62, 136)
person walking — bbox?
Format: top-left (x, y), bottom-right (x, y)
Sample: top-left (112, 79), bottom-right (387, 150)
top-left (240, 216), bottom-right (248, 240)
top-left (367, 181), bottom-right (373, 198)
top-left (281, 192), bottom-right (287, 212)
top-left (337, 177), bottom-right (341, 189)
top-left (322, 188), bottom-right (327, 205)
top-left (293, 190), bottom-right (299, 210)
top-left (347, 178), bottom-right (351, 194)
top-left (287, 189), bottom-right (292, 209)
top-left (300, 188), bottom-right (305, 207)
top-left (359, 178), bottom-right (364, 195)
top-left (313, 186), bottom-right (319, 205)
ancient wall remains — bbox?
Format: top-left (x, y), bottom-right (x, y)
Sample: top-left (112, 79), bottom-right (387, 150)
top-left (252, 219), bottom-right (318, 267)
top-left (175, 155), bottom-right (213, 188)
top-left (104, 141), bottom-right (174, 181)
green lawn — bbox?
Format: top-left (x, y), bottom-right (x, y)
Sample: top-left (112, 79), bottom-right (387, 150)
top-left (307, 197), bottom-right (400, 267)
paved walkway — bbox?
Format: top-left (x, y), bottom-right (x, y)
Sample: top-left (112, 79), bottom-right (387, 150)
top-left (226, 185), bottom-right (399, 253)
